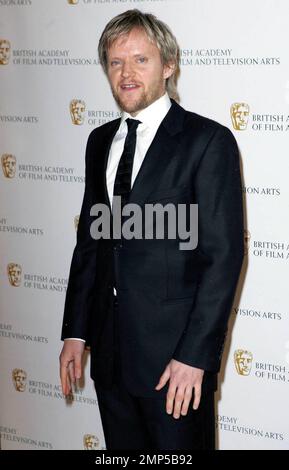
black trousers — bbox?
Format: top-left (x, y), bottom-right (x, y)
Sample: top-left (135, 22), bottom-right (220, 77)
top-left (94, 295), bottom-right (215, 451)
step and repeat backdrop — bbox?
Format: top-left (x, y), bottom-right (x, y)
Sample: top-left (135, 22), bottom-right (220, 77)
top-left (1, 0), bottom-right (289, 450)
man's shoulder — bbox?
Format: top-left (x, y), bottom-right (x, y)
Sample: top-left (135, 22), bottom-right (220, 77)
top-left (178, 106), bottom-right (238, 155)
top-left (87, 117), bottom-right (121, 143)
top-left (184, 108), bottom-right (231, 137)
top-left (172, 100), bottom-right (233, 141)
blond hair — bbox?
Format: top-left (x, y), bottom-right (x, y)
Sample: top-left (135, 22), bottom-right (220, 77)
top-left (98, 9), bottom-right (180, 102)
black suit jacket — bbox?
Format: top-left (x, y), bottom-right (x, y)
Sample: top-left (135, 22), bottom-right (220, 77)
top-left (61, 99), bottom-right (244, 397)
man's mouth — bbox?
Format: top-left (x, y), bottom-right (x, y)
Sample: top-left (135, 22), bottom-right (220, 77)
top-left (120, 83), bottom-right (140, 91)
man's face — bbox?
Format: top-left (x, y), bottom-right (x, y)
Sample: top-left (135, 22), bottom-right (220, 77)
top-left (0, 40), bottom-right (10, 65)
top-left (107, 28), bottom-right (173, 116)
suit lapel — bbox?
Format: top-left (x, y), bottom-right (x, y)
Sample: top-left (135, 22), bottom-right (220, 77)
top-left (100, 99), bottom-right (186, 210)
top-left (128, 99), bottom-right (186, 206)
top-left (99, 119), bottom-right (120, 212)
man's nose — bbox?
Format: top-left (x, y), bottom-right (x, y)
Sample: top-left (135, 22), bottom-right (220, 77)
top-left (121, 61), bottom-right (135, 78)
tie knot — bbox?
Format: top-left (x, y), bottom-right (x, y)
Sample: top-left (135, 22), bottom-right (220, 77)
top-left (126, 118), bottom-right (141, 134)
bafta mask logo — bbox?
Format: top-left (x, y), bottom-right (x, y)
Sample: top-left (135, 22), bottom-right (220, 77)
top-left (83, 434), bottom-right (99, 450)
top-left (234, 349), bottom-right (253, 376)
top-left (74, 215), bottom-right (80, 231)
top-left (231, 103), bottom-right (250, 131)
top-left (7, 263), bottom-right (22, 287)
top-left (244, 229), bottom-right (251, 255)
top-left (0, 39), bottom-right (11, 65)
top-left (68, 0), bottom-right (79, 4)
top-left (70, 99), bottom-right (86, 125)
top-left (12, 368), bottom-right (27, 392)
top-left (2, 154), bottom-right (16, 178)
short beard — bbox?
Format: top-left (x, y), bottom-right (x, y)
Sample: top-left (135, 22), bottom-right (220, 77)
top-left (111, 87), bottom-right (149, 115)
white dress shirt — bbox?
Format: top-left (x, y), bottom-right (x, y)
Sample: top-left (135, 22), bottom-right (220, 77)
top-left (66, 92), bottom-right (171, 342)
top-left (106, 91), bottom-right (171, 208)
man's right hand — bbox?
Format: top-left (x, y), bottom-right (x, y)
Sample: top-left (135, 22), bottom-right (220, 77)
top-left (59, 339), bottom-right (85, 396)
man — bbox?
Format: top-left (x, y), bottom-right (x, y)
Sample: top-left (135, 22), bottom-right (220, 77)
top-left (60, 9), bottom-right (244, 450)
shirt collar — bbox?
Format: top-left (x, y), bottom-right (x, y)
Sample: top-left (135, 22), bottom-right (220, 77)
top-left (119, 92), bottom-right (171, 132)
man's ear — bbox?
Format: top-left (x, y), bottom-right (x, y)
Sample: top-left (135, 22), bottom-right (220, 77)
top-left (163, 62), bottom-right (175, 80)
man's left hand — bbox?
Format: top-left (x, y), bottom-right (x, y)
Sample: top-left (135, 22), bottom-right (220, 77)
top-left (155, 359), bottom-right (204, 418)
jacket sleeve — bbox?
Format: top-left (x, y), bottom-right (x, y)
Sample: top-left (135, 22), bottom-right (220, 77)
top-left (61, 130), bottom-right (99, 342)
top-left (172, 125), bottom-right (244, 372)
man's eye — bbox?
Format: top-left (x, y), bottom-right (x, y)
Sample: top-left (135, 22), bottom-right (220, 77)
top-left (110, 60), bottom-right (120, 66)
top-left (137, 57), bottom-right (147, 63)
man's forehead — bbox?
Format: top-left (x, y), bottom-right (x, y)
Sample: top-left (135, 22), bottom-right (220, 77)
top-left (108, 28), bottom-right (155, 52)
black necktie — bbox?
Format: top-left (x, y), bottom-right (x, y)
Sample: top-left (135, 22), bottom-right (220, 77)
top-left (113, 118), bottom-right (141, 210)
